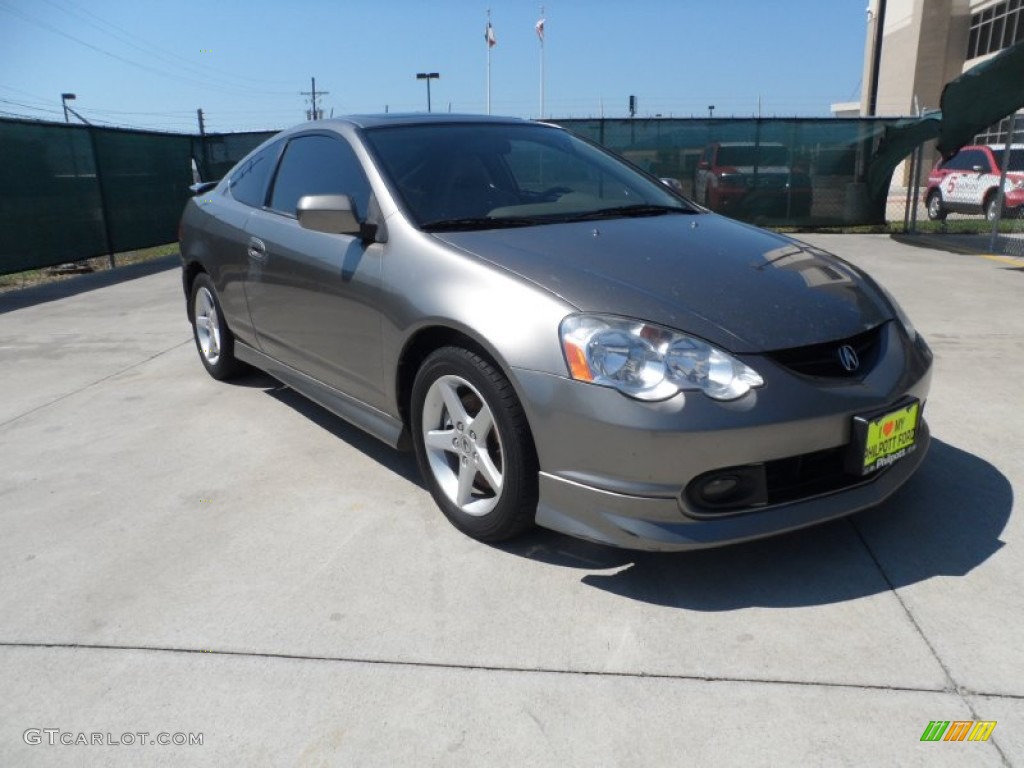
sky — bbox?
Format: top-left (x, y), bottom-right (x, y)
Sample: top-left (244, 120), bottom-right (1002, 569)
top-left (0, 0), bottom-right (870, 134)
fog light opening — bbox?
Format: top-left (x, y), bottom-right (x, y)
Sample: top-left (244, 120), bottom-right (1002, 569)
top-left (701, 475), bottom-right (740, 502)
top-left (686, 464), bottom-right (768, 514)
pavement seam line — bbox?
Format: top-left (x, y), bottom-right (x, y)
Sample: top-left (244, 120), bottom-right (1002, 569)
top-left (1, 640), bottom-right (1017, 699)
top-left (0, 338), bottom-right (191, 431)
top-left (848, 518), bottom-right (1012, 766)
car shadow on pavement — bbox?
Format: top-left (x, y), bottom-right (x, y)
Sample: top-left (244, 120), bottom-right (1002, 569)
top-left (498, 438), bottom-right (1012, 610)
top-left (255, 376), bottom-right (423, 486)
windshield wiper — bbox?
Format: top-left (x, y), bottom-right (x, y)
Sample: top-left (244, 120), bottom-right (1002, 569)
top-left (420, 216), bottom-right (549, 232)
top-left (564, 204), bottom-right (695, 222)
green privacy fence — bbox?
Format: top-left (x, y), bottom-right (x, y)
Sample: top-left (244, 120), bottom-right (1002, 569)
top-left (1, 116), bottom-right (918, 276)
top-left (0, 118), bottom-right (272, 275)
top-left (555, 117), bottom-right (913, 228)
top-left (0, 119), bottom-right (193, 274)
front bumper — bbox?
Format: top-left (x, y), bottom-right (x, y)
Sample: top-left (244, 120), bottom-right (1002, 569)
top-left (513, 322), bottom-right (933, 551)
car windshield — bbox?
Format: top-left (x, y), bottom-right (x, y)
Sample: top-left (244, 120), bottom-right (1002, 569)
top-left (361, 122), bottom-right (695, 230)
top-left (716, 145), bottom-right (790, 167)
top-left (991, 149), bottom-right (1024, 172)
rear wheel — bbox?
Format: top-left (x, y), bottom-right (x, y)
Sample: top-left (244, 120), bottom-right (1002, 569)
top-left (411, 347), bottom-right (537, 542)
top-left (926, 190), bottom-right (946, 221)
top-left (189, 273), bottom-right (242, 380)
top-left (984, 193), bottom-right (1001, 222)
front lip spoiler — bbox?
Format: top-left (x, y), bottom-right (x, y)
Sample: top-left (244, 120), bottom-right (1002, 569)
top-left (533, 421), bottom-right (931, 552)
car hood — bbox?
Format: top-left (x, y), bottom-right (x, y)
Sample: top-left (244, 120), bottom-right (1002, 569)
top-left (434, 213), bottom-right (892, 353)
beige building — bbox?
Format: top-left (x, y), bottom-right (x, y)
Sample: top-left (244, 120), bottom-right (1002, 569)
top-left (861, 0), bottom-right (1022, 141)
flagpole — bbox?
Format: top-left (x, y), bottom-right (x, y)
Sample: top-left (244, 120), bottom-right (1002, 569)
top-left (486, 9), bottom-right (492, 115)
top-left (538, 6), bottom-right (545, 119)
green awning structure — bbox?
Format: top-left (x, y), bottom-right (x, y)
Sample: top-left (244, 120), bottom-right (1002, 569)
top-left (938, 40), bottom-right (1024, 157)
top-left (867, 40), bottom-right (1024, 206)
top-left (868, 113), bottom-right (942, 202)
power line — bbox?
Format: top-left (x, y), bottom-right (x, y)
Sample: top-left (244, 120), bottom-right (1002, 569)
top-left (38, 0), bottom-right (294, 94)
top-left (0, 1), bottom-right (294, 99)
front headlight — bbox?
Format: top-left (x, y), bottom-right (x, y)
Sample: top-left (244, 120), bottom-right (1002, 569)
top-left (560, 314), bottom-right (764, 402)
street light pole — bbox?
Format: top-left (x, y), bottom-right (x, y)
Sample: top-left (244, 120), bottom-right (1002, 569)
top-left (61, 92), bottom-right (76, 123)
top-left (416, 72), bottom-right (439, 112)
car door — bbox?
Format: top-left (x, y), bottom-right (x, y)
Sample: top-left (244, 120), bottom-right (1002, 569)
top-left (955, 149), bottom-right (989, 212)
top-left (242, 132), bottom-right (384, 404)
top-left (938, 150), bottom-right (970, 209)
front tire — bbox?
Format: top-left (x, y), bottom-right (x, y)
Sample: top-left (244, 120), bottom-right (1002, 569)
top-left (411, 347), bottom-right (538, 542)
top-left (926, 190), bottom-right (946, 221)
top-left (189, 273), bottom-right (242, 380)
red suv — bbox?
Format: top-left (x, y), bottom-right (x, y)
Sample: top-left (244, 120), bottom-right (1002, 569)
top-left (694, 142), bottom-right (812, 218)
top-left (924, 144), bottom-right (1024, 221)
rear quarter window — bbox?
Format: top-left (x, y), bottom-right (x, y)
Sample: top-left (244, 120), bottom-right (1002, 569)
top-left (227, 141), bottom-right (281, 207)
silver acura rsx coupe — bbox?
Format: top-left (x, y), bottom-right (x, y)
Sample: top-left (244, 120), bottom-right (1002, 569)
top-left (179, 114), bottom-right (932, 551)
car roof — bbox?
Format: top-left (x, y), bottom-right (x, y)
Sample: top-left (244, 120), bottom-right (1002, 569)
top-left (304, 113), bottom-right (534, 130)
top-left (958, 144), bottom-right (1024, 151)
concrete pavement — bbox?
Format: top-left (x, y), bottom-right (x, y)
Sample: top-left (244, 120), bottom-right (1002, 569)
top-left (0, 235), bottom-right (1021, 766)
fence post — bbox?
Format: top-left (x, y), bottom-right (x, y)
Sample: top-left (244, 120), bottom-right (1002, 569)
top-left (86, 126), bottom-right (117, 268)
top-left (902, 148), bottom-right (915, 233)
top-left (909, 142), bottom-right (923, 234)
top-left (990, 125), bottom-right (1013, 253)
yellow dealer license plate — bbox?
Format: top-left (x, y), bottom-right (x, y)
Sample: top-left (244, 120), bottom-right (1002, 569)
top-left (855, 400), bottom-right (920, 476)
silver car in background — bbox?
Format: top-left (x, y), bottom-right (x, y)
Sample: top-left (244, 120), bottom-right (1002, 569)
top-left (179, 114), bottom-right (932, 551)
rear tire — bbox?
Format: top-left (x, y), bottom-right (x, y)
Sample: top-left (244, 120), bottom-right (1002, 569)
top-left (984, 193), bottom-right (1000, 222)
top-left (411, 347), bottom-right (538, 542)
top-left (926, 190), bottom-right (946, 221)
top-left (189, 273), bottom-right (242, 381)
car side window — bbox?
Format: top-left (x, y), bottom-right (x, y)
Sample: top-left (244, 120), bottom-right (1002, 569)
top-left (940, 153), bottom-right (965, 172)
top-left (228, 141), bottom-right (281, 207)
top-left (268, 135), bottom-right (371, 218)
top-left (964, 150), bottom-right (990, 172)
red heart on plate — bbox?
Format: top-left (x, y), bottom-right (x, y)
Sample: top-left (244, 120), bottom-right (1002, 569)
top-left (882, 421), bottom-right (894, 437)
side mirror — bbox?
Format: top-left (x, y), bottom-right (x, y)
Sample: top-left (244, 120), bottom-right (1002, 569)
top-left (697, 160), bottom-right (710, 170)
top-left (972, 165), bottom-right (985, 174)
top-left (296, 194), bottom-right (365, 237)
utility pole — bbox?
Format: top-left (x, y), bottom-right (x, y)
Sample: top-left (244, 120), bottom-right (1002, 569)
top-left (61, 93), bottom-right (76, 123)
top-left (196, 108), bottom-right (205, 135)
top-left (301, 77), bottom-right (328, 120)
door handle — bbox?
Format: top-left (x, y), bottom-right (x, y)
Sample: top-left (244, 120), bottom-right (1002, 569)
top-left (247, 237), bottom-right (266, 261)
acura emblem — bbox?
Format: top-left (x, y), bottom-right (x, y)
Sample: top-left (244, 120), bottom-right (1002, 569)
top-left (837, 344), bottom-right (860, 372)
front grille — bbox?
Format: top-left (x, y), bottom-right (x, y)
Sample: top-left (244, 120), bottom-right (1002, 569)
top-left (763, 447), bottom-right (863, 505)
top-left (765, 324), bottom-right (885, 379)
top-left (752, 174), bottom-right (787, 189)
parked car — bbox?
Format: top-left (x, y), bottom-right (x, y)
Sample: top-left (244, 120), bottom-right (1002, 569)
top-left (924, 143), bottom-right (1024, 221)
top-left (179, 115), bottom-right (932, 551)
top-left (693, 141), bottom-right (812, 218)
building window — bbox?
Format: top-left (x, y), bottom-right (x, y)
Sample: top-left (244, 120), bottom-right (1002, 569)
top-left (974, 114), bottom-right (1024, 145)
top-left (968, 1), bottom-right (1023, 59)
